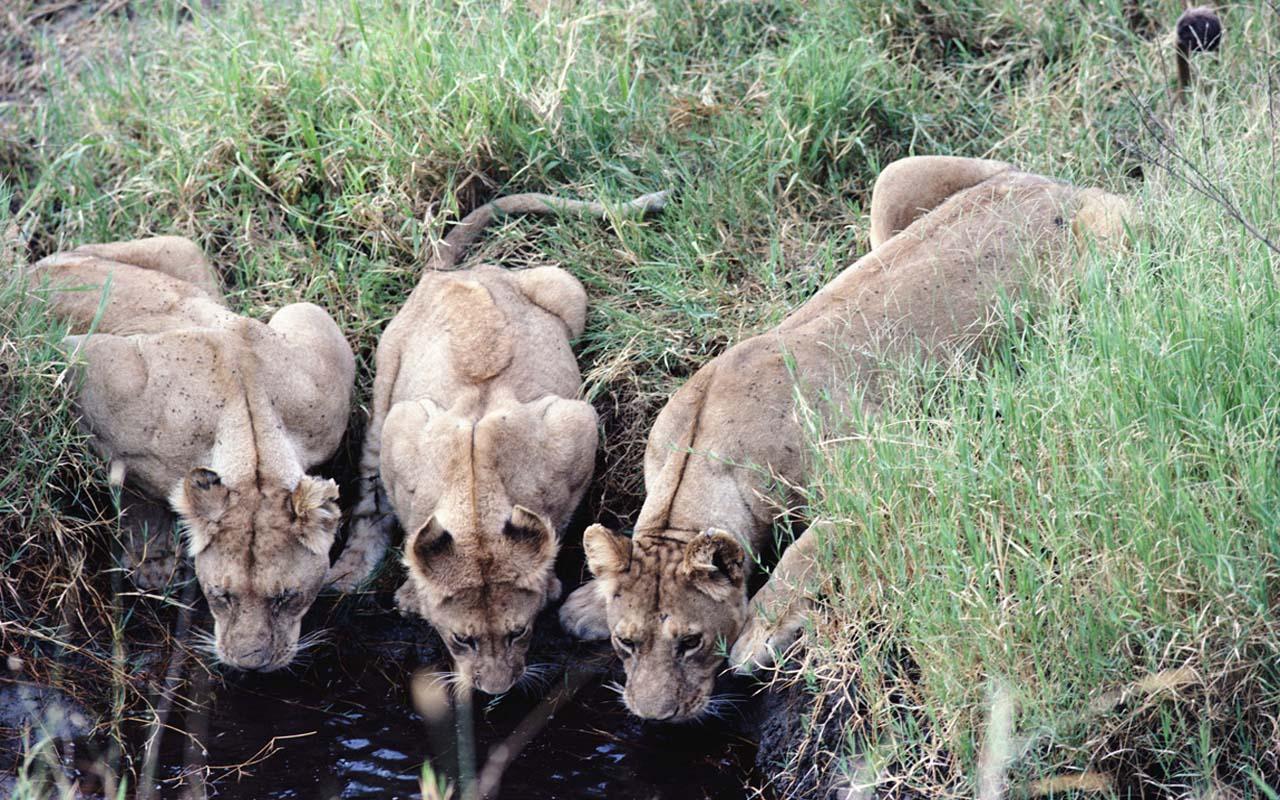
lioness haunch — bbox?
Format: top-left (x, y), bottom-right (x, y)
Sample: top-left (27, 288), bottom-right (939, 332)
top-left (331, 190), bottom-right (666, 695)
top-left (560, 156), bottom-right (1136, 721)
top-left (31, 237), bottom-right (354, 671)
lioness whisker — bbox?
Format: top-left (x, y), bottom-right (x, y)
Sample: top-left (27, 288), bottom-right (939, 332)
top-left (514, 668), bottom-right (553, 695)
top-left (295, 628), bottom-right (334, 653)
top-left (425, 671), bottom-right (463, 690)
top-left (523, 662), bottom-right (559, 684)
top-left (524, 661), bottom-right (558, 676)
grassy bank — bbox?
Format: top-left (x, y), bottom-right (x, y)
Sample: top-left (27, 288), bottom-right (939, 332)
top-left (785, 99), bottom-right (1280, 796)
top-left (2, 0), bottom-right (1277, 796)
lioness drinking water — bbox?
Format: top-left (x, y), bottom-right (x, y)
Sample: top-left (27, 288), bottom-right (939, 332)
top-left (30, 237), bottom-right (355, 671)
top-left (330, 190), bottom-right (666, 694)
top-left (559, 156), bottom-right (1135, 721)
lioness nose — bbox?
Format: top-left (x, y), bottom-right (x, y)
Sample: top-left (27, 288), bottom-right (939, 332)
top-left (225, 645), bottom-right (273, 671)
top-left (626, 688), bottom-right (680, 721)
top-left (474, 665), bottom-right (520, 695)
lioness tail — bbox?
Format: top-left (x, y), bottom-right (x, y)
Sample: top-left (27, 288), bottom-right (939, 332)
top-left (428, 190), bottom-right (669, 271)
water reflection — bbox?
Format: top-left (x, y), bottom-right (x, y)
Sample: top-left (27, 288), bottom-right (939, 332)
top-left (141, 606), bottom-right (755, 799)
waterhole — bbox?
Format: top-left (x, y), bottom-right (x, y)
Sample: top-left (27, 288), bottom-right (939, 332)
top-left (126, 594), bottom-right (759, 799)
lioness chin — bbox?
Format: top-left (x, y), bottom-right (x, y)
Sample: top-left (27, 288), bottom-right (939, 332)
top-left (31, 237), bottom-right (354, 671)
top-left (329, 190), bottom-right (667, 694)
top-left (560, 156), bottom-right (1137, 720)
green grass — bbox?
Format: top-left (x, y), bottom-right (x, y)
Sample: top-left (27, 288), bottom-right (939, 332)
top-left (794, 140), bottom-right (1280, 793)
top-left (2, 0), bottom-right (1277, 796)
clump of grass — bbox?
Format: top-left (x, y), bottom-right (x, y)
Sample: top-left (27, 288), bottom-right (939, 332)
top-left (0, 212), bottom-right (192, 795)
top-left (768, 32), bottom-right (1280, 797)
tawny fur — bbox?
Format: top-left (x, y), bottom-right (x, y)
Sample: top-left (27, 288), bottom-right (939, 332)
top-left (561, 157), bottom-right (1137, 721)
top-left (330, 190), bottom-right (666, 695)
top-left (29, 236), bottom-right (354, 671)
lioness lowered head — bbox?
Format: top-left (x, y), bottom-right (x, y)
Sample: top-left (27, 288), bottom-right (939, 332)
top-left (172, 468), bottom-right (341, 672)
top-left (573, 524), bottom-right (748, 721)
top-left (382, 393), bottom-right (591, 694)
top-left (395, 506), bottom-right (562, 695)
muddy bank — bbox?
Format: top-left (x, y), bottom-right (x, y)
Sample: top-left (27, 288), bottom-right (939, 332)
top-left (753, 680), bottom-right (850, 800)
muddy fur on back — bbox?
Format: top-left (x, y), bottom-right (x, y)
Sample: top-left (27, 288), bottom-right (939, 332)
top-left (29, 236), bottom-right (354, 671)
top-left (329, 190), bottom-right (666, 695)
top-left (559, 156), bottom-right (1137, 721)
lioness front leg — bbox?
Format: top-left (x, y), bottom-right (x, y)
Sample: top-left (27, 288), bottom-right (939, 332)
top-left (325, 348), bottom-right (399, 592)
top-left (559, 580), bottom-right (610, 640)
top-left (326, 474), bottom-right (395, 592)
top-left (118, 490), bottom-right (181, 591)
top-left (325, 401), bottom-right (393, 591)
top-left (730, 522), bottom-right (825, 674)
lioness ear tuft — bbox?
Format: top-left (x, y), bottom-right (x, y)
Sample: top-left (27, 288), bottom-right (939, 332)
top-left (292, 476), bottom-right (340, 518)
top-left (583, 524), bottom-right (632, 577)
top-left (682, 529), bottom-right (746, 597)
top-left (292, 476), bottom-right (340, 555)
top-left (407, 516), bottom-right (453, 573)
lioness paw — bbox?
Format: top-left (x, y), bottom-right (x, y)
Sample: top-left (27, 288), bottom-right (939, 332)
top-left (559, 582), bottom-right (610, 640)
top-left (325, 513), bottom-right (391, 593)
top-left (325, 554), bottom-right (374, 593)
top-left (128, 551), bottom-right (179, 591)
top-left (730, 611), bottom-right (806, 675)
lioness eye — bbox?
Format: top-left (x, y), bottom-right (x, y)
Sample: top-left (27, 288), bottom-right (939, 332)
top-left (506, 624), bottom-right (529, 643)
top-left (208, 588), bottom-right (235, 609)
top-left (451, 632), bottom-right (478, 650)
top-left (613, 636), bottom-right (636, 656)
top-left (677, 633), bottom-right (703, 655)
top-left (269, 590), bottom-right (298, 613)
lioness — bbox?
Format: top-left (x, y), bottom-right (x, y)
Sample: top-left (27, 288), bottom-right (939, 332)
top-left (30, 237), bottom-right (354, 671)
top-left (560, 156), bottom-right (1135, 721)
top-left (328, 190), bottom-right (666, 694)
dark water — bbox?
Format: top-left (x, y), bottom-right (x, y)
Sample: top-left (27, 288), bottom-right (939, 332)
top-left (145, 596), bottom-right (758, 800)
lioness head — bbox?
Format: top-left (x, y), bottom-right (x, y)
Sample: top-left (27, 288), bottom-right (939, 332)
top-left (395, 506), bottom-right (561, 695)
top-left (382, 395), bottom-right (592, 694)
top-left (171, 468), bottom-right (340, 671)
top-left (576, 524), bottom-right (747, 722)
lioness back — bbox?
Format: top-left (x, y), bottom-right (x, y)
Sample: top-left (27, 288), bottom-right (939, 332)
top-left (385, 264), bottom-right (584, 406)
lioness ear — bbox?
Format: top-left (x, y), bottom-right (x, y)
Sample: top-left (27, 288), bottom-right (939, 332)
top-left (405, 516), bottom-right (453, 576)
top-left (682, 529), bottom-right (746, 601)
top-left (174, 467), bottom-right (229, 522)
top-left (171, 468), bottom-right (229, 556)
top-left (583, 524), bottom-right (632, 577)
top-left (1071, 189), bottom-right (1139, 252)
top-left (505, 505), bottom-right (557, 559)
top-left (291, 476), bottom-right (341, 556)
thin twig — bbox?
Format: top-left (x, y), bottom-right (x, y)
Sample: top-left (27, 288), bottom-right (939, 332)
top-left (1124, 87), bottom-right (1280, 257)
top-left (136, 578), bottom-right (198, 800)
